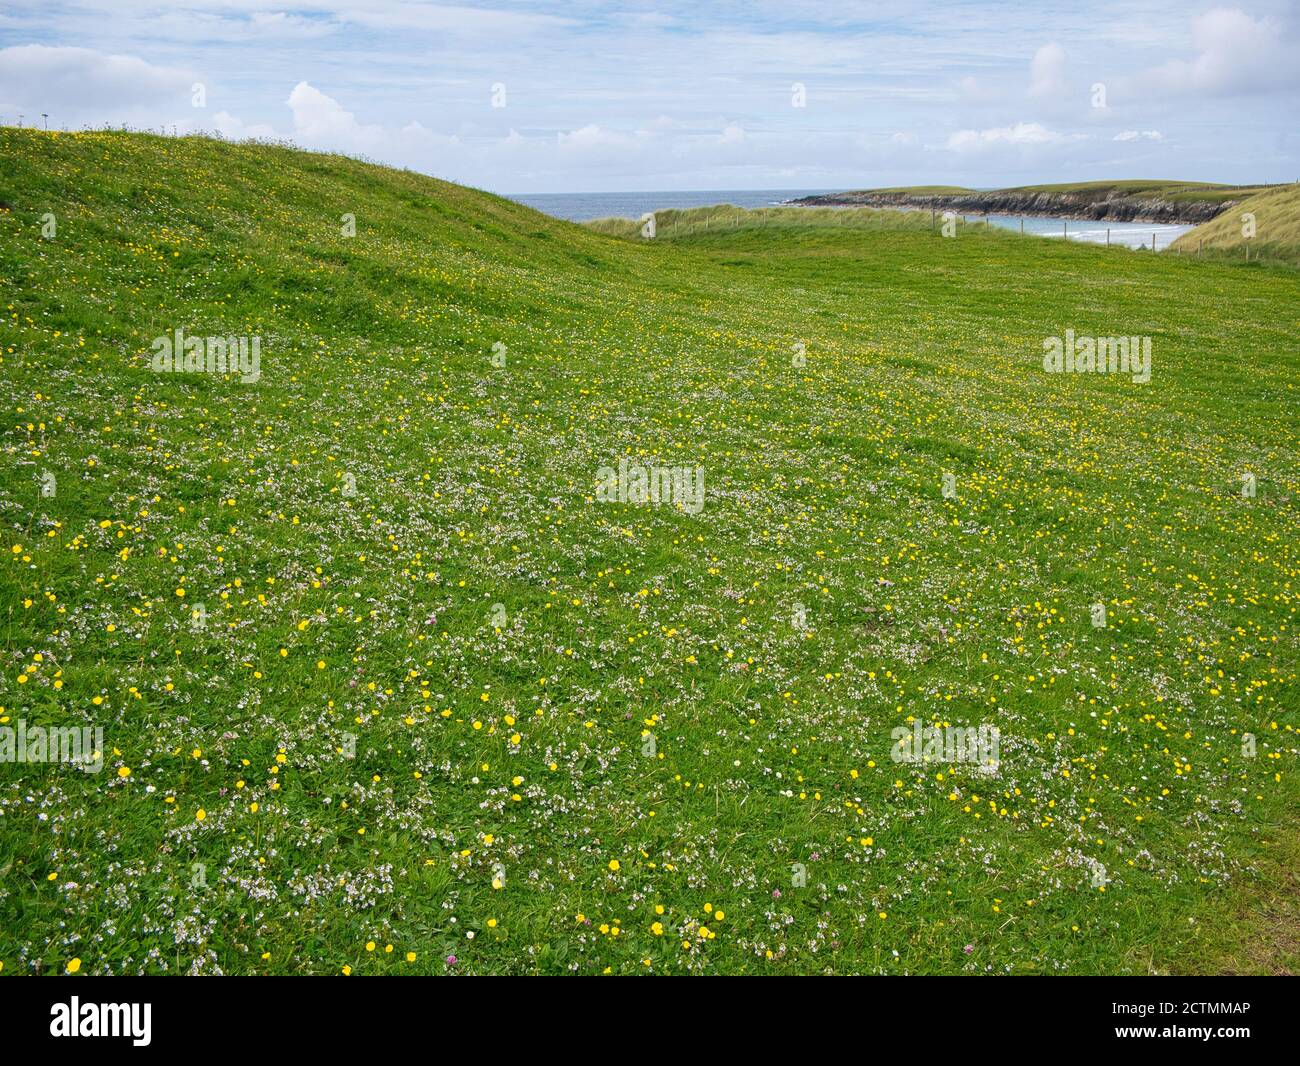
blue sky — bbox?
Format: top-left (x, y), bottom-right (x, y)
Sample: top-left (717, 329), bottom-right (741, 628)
top-left (1, 1), bottom-right (1297, 192)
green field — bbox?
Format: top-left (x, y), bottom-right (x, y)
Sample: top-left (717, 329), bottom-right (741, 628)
top-left (1, 130), bottom-right (1297, 976)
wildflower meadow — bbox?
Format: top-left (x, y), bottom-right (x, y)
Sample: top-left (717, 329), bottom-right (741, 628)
top-left (1, 127), bottom-right (1297, 980)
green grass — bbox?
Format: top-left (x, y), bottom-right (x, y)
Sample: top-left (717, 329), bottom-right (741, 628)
top-left (1172, 184), bottom-right (1300, 263)
top-left (1, 129), bottom-right (1297, 976)
top-left (584, 203), bottom-right (939, 240)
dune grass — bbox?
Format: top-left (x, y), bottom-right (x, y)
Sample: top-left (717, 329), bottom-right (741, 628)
top-left (1172, 183), bottom-right (1300, 264)
top-left (0, 129), bottom-right (1297, 975)
top-left (583, 203), bottom-right (939, 240)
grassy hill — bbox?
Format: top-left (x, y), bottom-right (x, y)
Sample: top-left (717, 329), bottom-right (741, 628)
top-left (584, 203), bottom-right (939, 240)
top-left (1, 129), bottom-right (1297, 975)
top-left (1172, 183), bottom-right (1300, 261)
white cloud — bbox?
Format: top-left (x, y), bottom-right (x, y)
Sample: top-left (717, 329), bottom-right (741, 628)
top-left (957, 75), bottom-right (1002, 104)
top-left (211, 110), bottom-right (277, 141)
top-left (1028, 42), bottom-right (1068, 98)
top-left (945, 122), bottom-right (1084, 152)
top-left (556, 123), bottom-right (637, 151)
top-left (333, 2), bottom-right (574, 36)
top-left (1137, 7), bottom-right (1298, 97)
top-left (0, 44), bottom-right (190, 116)
top-left (246, 12), bottom-right (336, 39)
top-left (286, 80), bottom-right (385, 149)
top-left (1113, 129), bottom-right (1164, 142)
top-left (204, 84), bottom-right (467, 173)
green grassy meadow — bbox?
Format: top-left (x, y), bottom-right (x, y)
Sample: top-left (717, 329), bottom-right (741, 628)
top-left (1, 130), bottom-right (1297, 975)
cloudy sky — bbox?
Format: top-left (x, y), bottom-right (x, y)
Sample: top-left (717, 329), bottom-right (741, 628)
top-left (1, 1), bottom-right (1297, 192)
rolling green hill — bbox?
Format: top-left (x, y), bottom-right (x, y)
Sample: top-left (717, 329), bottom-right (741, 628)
top-left (1172, 183), bottom-right (1300, 261)
top-left (1, 130), bottom-right (1297, 975)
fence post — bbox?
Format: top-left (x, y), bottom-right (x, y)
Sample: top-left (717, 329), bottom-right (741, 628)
top-left (1020, 218), bottom-right (1024, 234)
top-left (1106, 228), bottom-right (1110, 246)
top-left (1063, 221), bottom-right (1067, 238)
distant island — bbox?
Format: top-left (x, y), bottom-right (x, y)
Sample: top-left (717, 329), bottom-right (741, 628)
top-left (787, 179), bottom-right (1281, 224)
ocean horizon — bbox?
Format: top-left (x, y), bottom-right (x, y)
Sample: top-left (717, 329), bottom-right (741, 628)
top-left (507, 189), bottom-right (833, 221)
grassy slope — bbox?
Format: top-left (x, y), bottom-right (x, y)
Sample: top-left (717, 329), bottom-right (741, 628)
top-left (1172, 184), bottom-right (1300, 257)
top-left (1, 130), bottom-right (1297, 976)
top-left (585, 203), bottom-right (939, 240)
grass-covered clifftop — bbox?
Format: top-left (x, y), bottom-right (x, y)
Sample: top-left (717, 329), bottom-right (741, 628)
top-left (1, 130), bottom-right (1297, 975)
top-left (792, 179), bottom-right (1281, 223)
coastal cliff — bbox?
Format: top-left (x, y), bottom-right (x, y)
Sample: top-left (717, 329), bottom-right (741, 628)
top-left (788, 182), bottom-right (1276, 224)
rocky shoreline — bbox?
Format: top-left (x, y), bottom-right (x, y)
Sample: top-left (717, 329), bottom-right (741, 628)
top-left (786, 189), bottom-right (1238, 224)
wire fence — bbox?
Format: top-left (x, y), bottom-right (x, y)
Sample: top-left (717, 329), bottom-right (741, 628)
top-left (613, 209), bottom-right (1245, 257)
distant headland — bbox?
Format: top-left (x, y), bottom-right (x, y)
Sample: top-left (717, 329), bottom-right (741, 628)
top-left (787, 180), bottom-right (1281, 224)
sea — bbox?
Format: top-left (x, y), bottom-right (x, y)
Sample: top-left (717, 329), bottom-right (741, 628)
top-left (508, 190), bottom-right (1194, 250)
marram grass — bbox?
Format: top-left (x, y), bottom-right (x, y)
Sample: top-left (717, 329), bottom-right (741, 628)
top-left (1173, 183), bottom-right (1300, 264)
top-left (0, 129), bottom-right (1297, 975)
